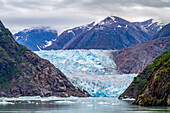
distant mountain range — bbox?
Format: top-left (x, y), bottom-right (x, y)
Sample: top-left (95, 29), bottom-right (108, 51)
top-left (14, 27), bottom-right (58, 51)
top-left (45, 16), bottom-right (164, 50)
top-left (14, 16), bottom-right (164, 51)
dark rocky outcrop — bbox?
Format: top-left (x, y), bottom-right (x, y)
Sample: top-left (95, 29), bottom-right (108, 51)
top-left (113, 23), bottom-right (170, 74)
top-left (0, 21), bottom-right (90, 97)
top-left (119, 50), bottom-right (170, 106)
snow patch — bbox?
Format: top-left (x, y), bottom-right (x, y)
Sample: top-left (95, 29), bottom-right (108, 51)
top-left (117, 25), bottom-right (122, 28)
top-left (43, 40), bottom-right (52, 48)
top-left (15, 36), bottom-right (20, 40)
top-left (37, 46), bottom-right (42, 51)
top-left (110, 16), bottom-right (117, 23)
top-left (67, 30), bottom-right (75, 35)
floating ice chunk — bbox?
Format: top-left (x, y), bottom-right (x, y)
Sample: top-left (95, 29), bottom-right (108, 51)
top-left (87, 104), bottom-right (93, 107)
top-left (0, 101), bottom-right (15, 105)
top-left (122, 98), bottom-right (135, 101)
top-left (55, 101), bottom-right (76, 104)
top-left (19, 96), bottom-right (41, 99)
top-left (98, 101), bottom-right (109, 105)
top-left (69, 96), bottom-right (78, 99)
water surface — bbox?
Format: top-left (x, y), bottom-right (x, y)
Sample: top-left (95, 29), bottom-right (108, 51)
top-left (0, 98), bottom-right (169, 113)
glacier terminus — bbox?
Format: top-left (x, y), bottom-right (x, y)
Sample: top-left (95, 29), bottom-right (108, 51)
top-left (35, 50), bottom-right (137, 97)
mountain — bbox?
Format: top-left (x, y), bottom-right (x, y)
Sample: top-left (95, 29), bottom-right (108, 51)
top-left (0, 21), bottom-right (89, 97)
top-left (119, 50), bottom-right (170, 106)
top-left (133, 19), bottom-right (164, 37)
top-left (14, 27), bottom-right (58, 51)
top-left (45, 22), bottom-right (96, 50)
top-left (151, 23), bottom-right (170, 40)
top-left (113, 23), bottom-right (170, 74)
top-left (44, 16), bottom-right (163, 50)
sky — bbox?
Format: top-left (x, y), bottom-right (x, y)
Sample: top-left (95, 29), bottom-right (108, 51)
top-left (0, 0), bottom-right (170, 34)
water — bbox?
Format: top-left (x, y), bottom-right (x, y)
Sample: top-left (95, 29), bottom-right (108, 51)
top-left (0, 98), bottom-right (169, 113)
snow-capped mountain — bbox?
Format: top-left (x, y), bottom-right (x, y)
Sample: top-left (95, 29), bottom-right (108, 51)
top-left (14, 27), bottom-right (58, 51)
top-left (45, 16), bottom-right (163, 50)
top-left (35, 50), bottom-right (137, 97)
top-left (14, 16), bottom-right (165, 51)
top-left (45, 22), bottom-right (96, 50)
top-left (133, 19), bottom-right (164, 37)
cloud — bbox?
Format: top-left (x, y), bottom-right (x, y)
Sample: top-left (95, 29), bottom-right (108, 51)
top-left (0, 0), bottom-right (170, 33)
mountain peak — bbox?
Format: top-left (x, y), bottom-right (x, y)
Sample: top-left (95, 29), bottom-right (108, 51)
top-left (0, 20), bottom-right (5, 28)
top-left (98, 16), bottom-right (115, 25)
top-left (98, 16), bottom-right (130, 26)
top-left (97, 16), bottom-right (117, 25)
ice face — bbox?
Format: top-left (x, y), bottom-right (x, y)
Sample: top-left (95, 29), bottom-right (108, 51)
top-left (68, 74), bottom-right (136, 97)
top-left (35, 50), bottom-right (119, 76)
top-left (35, 50), bottom-right (137, 97)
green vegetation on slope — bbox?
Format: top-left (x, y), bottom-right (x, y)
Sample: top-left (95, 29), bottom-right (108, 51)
top-left (0, 23), bottom-right (30, 90)
top-left (119, 50), bottom-right (170, 106)
top-left (133, 50), bottom-right (170, 105)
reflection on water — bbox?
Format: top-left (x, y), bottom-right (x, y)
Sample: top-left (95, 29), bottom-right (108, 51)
top-left (0, 98), bottom-right (169, 113)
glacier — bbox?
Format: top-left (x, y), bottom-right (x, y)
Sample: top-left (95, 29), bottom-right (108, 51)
top-left (35, 50), bottom-right (137, 97)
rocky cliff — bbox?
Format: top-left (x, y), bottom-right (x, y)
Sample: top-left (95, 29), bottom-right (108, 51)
top-left (119, 50), bottom-right (170, 106)
top-left (0, 21), bottom-right (89, 97)
top-left (113, 23), bottom-right (170, 74)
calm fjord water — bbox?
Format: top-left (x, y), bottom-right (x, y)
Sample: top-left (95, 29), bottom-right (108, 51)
top-left (0, 98), bottom-right (169, 113)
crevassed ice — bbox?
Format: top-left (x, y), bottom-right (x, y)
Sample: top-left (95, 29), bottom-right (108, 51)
top-left (35, 50), bottom-right (137, 97)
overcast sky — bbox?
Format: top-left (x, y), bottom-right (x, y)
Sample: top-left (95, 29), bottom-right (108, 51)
top-left (0, 0), bottom-right (170, 34)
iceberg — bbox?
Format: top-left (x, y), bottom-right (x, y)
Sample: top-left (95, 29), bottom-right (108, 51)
top-left (35, 50), bottom-right (137, 97)
top-left (19, 96), bottom-right (41, 99)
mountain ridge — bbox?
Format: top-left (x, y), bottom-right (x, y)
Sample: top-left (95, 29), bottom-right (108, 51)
top-left (13, 16), bottom-right (164, 51)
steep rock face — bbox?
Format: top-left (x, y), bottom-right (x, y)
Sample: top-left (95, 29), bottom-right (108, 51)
top-left (113, 23), bottom-right (170, 74)
top-left (14, 27), bottom-right (58, 51)
top-left (119, 50), bottom-right (170, 106)
top-left (0, 21), bottom-right (89, 97)
top-left (44, 16), bottom-right (163, 50)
